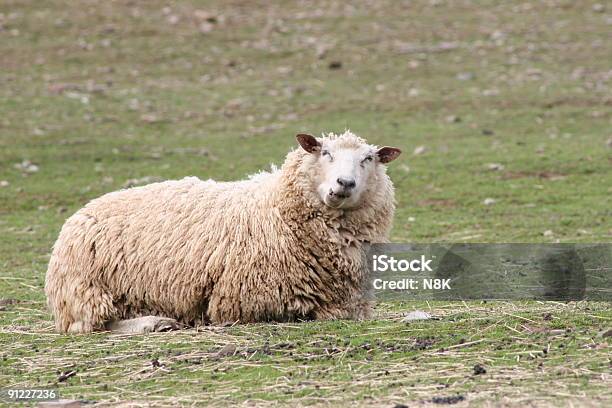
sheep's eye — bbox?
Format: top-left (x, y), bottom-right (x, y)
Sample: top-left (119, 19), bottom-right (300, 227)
top-left (321, 150), bottom-right (333, 161)
top-left (362, 155), bottom-right (373, 163)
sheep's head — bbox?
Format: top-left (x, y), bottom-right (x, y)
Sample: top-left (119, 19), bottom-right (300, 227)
top-left (296, 132), bottom-right (401, 209)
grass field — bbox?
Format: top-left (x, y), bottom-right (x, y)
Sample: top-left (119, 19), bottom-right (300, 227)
top-left (0, 1), bottom-right (610, 406)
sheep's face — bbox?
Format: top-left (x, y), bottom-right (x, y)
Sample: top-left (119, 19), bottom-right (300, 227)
top-left (297, 133), bottom-right (401, 209)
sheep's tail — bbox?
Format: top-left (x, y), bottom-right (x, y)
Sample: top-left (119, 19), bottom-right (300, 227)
top-left (45, 213), bottom-right (116, 333)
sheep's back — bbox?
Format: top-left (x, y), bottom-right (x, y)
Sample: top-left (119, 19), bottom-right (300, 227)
top-left (56, 176), bottom-right (279, 321)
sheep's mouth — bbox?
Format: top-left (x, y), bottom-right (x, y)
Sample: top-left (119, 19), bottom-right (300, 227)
top-left (325, 189), bottom-right (351, 208)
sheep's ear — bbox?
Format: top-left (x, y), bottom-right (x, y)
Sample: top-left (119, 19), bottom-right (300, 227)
top-left (377, 147), bottom-right (402, 163)
top-left (296, 134), bottom-right (321, 154)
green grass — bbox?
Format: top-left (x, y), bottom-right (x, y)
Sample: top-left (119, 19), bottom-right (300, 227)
top-left (0, 0), bottom-right (610, 406)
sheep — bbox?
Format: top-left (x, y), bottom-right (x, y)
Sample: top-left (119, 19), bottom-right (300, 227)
top-left (45, 131), bottom-right (402, 333)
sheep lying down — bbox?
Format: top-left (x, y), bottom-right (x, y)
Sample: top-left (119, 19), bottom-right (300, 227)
top-left (45, 131), bottom-right (401, 333)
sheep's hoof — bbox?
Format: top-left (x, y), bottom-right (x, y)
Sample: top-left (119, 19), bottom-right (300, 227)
top-left (106, 316), bottom-right (180, 334)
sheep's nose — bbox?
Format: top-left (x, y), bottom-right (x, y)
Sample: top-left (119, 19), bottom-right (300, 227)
top-left (336, 177), bottom-right (356, 190)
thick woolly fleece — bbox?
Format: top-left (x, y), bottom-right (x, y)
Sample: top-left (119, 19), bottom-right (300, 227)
top-left (45, 132), bottom-right (396, 333)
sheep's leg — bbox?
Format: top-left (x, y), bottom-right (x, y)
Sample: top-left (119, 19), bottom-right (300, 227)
top-left (47, 272), bottom-right (117, 333)
top-left (351, 298), bottom-right (375, 320)
top-left (313, 299), bottom-right (374, 321)
top-left (67, 320), bottom-right (95, 334)
top-left (312, 305), bottom-right (351, 320)
top-left (105, 316), bottom-right (180, 334)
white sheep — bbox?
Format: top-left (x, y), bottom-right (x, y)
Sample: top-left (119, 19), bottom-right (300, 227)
top-left (45, 131), bottom-right (401, 333)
